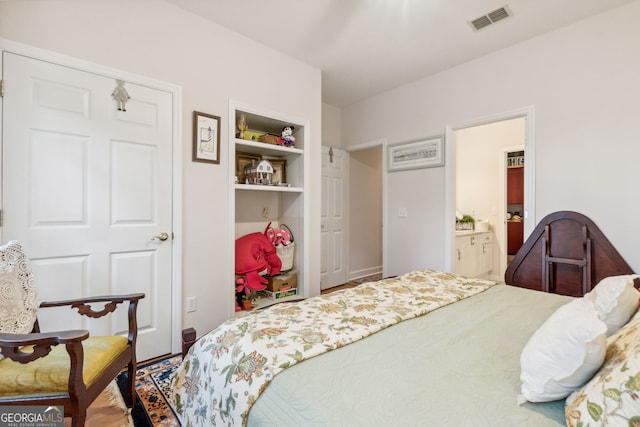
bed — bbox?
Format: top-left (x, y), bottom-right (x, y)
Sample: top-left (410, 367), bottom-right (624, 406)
top-left (172, 211), bottom-right (640, 426)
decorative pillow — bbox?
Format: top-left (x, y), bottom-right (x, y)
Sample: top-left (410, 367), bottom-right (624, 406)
top-left (0, 241), bottom-right (39, 334)
top-left (584, 274), bottom-right (639, 336)
top-left (519, 298), bottom-right (607, 403)
top-left (565, 308), bottom-right (640, 426)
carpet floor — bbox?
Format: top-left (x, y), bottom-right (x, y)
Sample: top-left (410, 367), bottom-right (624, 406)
top-left (117, 354), bottom-right (182, 427)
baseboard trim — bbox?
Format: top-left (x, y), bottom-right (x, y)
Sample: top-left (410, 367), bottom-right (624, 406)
top-left (348, 266), bottom-right (382, 281)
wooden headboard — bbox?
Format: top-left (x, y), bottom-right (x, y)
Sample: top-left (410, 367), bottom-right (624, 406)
top-left (504, 211), bottom-right (635, 297)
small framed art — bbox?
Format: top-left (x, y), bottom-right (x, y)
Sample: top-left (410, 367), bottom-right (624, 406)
top-left (387, 135), bottom-right (444, 172)
top-left (266, 158), bottom-right (287, 185)
top-left (193, 111), bottom-right (221, 164)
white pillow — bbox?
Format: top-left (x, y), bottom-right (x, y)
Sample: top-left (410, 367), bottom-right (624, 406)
top-left (519, 298), bottom-right (607, 403)
top-left (584, 274), bottom-right (639, 336)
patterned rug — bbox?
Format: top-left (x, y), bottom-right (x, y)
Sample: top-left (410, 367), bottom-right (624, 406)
top-left (117, 354), bottom-right (182, 426)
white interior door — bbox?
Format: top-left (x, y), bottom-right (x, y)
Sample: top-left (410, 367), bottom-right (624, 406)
top-left (320, 146), bottom-right (348, 290)
top-left (1, 52), bottom-right (173, 361)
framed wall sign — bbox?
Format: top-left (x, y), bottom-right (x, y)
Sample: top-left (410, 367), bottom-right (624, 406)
top-left (387, 135), bottom-right (444, 172)
top-left (193, 111), bottom-right (221, 164)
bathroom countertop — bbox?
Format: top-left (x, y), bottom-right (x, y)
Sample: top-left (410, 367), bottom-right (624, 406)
top-left (455, 230), bottom-right (492, 236)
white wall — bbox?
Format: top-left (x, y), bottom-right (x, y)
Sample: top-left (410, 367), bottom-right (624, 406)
top-left (322, 102), bottom-right (342, 147)
top-left (342, 1), bottom-right (640, 277)
top-left (0, 0), bottom-right (322, 339)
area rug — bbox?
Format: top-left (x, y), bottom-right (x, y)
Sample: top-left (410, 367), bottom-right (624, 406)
top-left (117, 354), bottom-right (182, 427)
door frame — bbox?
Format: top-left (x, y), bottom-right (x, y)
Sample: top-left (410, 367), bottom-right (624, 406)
top-left (0, 38), bottom-right (184, 355)
top-left (444, 106), bottom-right (535, 275)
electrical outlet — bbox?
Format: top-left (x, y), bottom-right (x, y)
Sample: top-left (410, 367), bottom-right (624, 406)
top-left (398, 208), bottom-right (408, 217)
top-left (187, 296), bottom-right (197, 313)
top-left (262, 207), bottom-right (271, 218)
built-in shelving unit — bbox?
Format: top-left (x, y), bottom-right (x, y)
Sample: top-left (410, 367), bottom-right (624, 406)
top-left (228, 101), bottom-right (310, 317)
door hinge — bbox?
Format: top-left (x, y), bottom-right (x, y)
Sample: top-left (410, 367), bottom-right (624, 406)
top-left (0, 79), bottom-right (4, 97)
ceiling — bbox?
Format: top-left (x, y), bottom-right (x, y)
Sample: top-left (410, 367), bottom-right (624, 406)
top-left (165, 0), bottom-right (633, 107)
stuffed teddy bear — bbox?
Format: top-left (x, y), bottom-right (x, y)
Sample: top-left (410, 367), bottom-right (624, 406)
top-left (278, 126), bottom-right (296, 147)
top-left (235, 232), bottom-right (282, 291)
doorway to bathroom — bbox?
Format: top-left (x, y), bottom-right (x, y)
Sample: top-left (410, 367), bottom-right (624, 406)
top-left (447, 107), bottom-right (535, 281)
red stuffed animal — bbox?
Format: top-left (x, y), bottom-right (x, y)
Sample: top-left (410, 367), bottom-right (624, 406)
top-left (235, 232), bottom-right (282, 291)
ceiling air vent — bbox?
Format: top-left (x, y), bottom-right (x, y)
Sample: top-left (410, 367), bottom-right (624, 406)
top-left (470, 6), bottom-right (511, 31)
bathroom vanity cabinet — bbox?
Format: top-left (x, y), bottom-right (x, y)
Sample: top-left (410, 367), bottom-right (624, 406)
top-left (454, 231), bottom-right (493, 278)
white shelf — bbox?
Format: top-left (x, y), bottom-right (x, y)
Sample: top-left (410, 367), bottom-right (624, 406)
top-left (235, 184), bottom-right (303, 193)
top-left (235, 139), bottom-right (303, 157)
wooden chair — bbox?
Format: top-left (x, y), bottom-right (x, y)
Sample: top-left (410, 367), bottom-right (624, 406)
top-left (0, 241), bottom-right (145, 427)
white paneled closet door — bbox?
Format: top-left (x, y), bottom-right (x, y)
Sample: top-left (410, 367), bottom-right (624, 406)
top-left (2, 52), bottom-right (173, 361)
top-left (320, 146), bottom-right (348, 290)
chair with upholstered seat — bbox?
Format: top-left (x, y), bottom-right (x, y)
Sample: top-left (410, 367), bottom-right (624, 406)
top-left (0, 240), bottom-right (145, 427)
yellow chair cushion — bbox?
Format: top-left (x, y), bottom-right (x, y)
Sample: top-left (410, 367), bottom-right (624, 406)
top-left (0, 336), bottom-right (128, 397)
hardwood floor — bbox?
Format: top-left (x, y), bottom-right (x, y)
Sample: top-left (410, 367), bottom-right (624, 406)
top-left (321, 273), bottom-right (382, 294)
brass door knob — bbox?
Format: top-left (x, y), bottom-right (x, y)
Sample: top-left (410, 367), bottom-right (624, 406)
top-left (153, 232), bottom-right (169, 241)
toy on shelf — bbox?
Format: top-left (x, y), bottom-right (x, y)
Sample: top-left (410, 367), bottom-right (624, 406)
top-left (243, 159), bottom-right (273, 185)
top-left (235, 232), bottom-right (282, 292)
top-left (236, 113), bottom-right (248, 139)
top-left (278, 125), bottom-right (296, 147)
top-left (265, 222), bottom-right (295, 271)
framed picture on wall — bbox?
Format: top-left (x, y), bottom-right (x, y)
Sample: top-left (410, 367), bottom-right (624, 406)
top-left (387, 135), bottom-right (444, 172)
top-left (193, 111), bottom-right (221, 164)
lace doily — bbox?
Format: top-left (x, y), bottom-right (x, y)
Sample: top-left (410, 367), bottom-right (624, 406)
top-left (0, 241), bottom-right (39, 334)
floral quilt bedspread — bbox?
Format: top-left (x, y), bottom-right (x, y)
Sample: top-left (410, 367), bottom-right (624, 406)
top-left (170, 269), bottom-right (497, 426)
